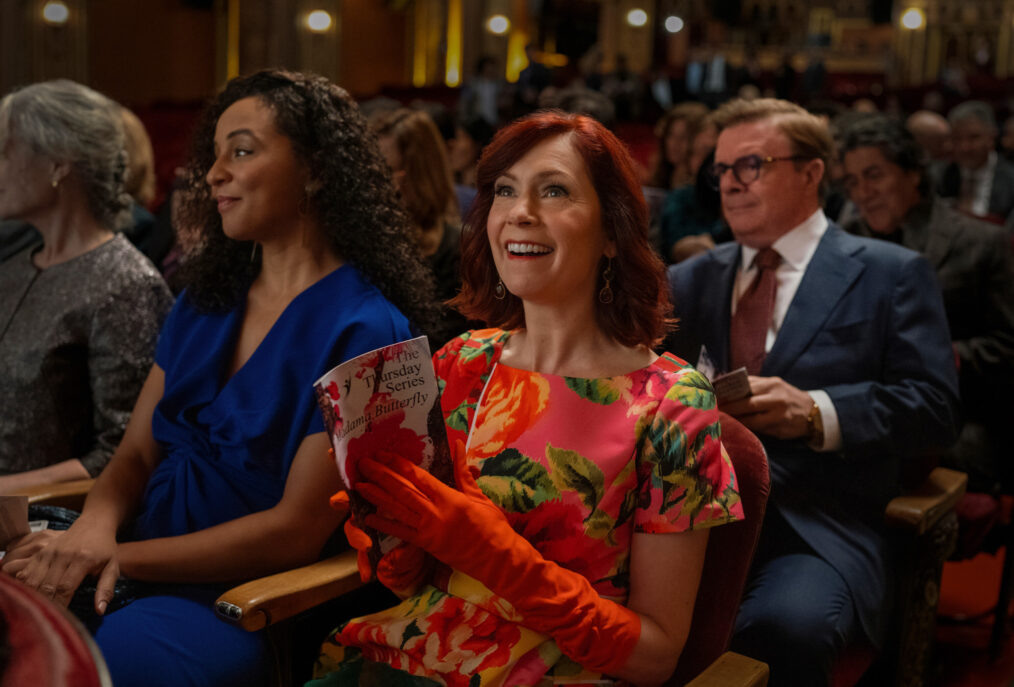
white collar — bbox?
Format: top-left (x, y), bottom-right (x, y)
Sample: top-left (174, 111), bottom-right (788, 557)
top-left (961, 150), bottom-right (998, 179)
top-left (739, 209), bottom-right (829, 272)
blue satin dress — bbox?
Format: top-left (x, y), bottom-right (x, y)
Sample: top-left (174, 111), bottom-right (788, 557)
top-left (88, 265), bottom-right (414, 687)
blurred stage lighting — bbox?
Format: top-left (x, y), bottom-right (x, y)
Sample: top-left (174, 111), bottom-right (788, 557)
top-left (306, 10), bottom-right (333, 33)
top-left (665, 15), bottom-right (684, 33)
top-left (626, 9), bottom-right (648, 27)
top-left (900, 8), bottom-right (925, 30)
top-left (486, 14), bottom-right (510, 35)
top-left (42, 1), bottom-right (69, 25)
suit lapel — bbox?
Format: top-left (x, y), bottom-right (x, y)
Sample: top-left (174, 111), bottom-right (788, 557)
top-left (761, 226), bottom-right (865, 376)
top-left (919, 201), bottom-right (955, 269)
top-left (990, 161), bottom-right (1014, 217)
top-left (709, 244), bottom-right (740, 371)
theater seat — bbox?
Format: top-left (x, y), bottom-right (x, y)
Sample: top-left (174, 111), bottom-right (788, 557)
top-left (834, 467), bottom-right (967, 686)
top-left (0, 572), bottom-right (112, 687)
top-left (215, 411), bottom-right (773, 687)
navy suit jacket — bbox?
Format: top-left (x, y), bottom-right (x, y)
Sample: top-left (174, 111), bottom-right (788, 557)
top-left (665, 223), bottom-right (960, 645)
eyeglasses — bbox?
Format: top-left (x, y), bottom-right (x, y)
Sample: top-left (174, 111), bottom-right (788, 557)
top-left (707, 154), bottom-right (814, 189)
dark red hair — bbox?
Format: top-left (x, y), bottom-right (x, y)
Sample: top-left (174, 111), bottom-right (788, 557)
top-left (450, 110), bottom-right (673, 348)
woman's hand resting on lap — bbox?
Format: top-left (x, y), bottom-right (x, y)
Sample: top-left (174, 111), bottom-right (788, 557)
top-left (1, 518), bottom-right (119, 614)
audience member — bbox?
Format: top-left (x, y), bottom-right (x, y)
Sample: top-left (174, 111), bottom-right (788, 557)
top-left (659, 119), bottom-right (728, 263)
top-left (647, 102), bottom-right (710, 190)
top-left (118, 107), bottom-right (156, 209)
top-left (936, 100), bottom-right (1014, 223)
top-left (516, 42), bottom-right (552, 114)
top-left (1, 70), bottom-right (436, 687)
top-left (311, 111), bottom-right (742, 686)
top-left (665, 98), bottom-right (960, 686)
top-left (800, 49), bottom-right (827, 104)
top-left (0, 80), bottom-right (173, 493)
top-left (538, 85), bottom-right (616, 129)
top-left (117, 106), bottom-right (175, 268)
top-left (460, 56), bottom-right (503, 127)
top-left (773, 50), bottom-right (797, 101)
top-left (602, 54), bottom-right (644, 121)
top-left (824, 110), bottom-right (878, 225)
top-left (448, 114), bottom-right (496, 215)
top-left (409, 100), bottom-right (456, 143)
top-left (906, 110), bottom-right (952, 164)
top-left (840, 115), bottom-right (1014, 491)
top-left (373, 108), bottom-right (471, 346)
top-left (851, 98), bottom-right (878, 113)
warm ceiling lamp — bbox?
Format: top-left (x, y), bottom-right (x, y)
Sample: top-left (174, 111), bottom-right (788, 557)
top-left (900, 7), bottom-right (925, 30)
top-left (42, 1), bottom-right (69, 25)
top-left (306, 10), bottom-right (333, 33)
top-left (626, 9), bottom-right (648, 27)
top-left (486, 14), bottom-right (510, 35)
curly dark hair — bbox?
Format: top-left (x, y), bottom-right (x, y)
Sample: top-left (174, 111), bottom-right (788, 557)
top-left (838, 114), bottom-right (931, 197)
top-left (175, 69), bottom-right (438, 335)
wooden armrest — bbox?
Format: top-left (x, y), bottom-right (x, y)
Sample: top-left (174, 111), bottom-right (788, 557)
top-left (683, 651), bottom-right (769, 687)
top-left (885, 467), bottom-right (967, 535)
top-left (10, 478), bottom-right (95, 510)
top-left (215, 550), bottom-right (364, 632)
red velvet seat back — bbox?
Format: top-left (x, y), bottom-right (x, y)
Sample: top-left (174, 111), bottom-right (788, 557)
top-left (667, 411), bottom-right (771, 685)
top-left (0, 573), bottom-right (111, 687)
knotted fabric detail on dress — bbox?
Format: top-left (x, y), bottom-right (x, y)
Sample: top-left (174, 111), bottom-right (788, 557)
top-left (730, 247), bottom-right (781, 375)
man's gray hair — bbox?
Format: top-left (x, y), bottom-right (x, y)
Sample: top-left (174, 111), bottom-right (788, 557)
top-left (947, 100), bottom-right (997, 131)
top-left (0, 79), bottom-right (131, 229)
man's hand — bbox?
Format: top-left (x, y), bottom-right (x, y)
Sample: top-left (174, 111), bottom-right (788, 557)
top-left (721, 376), bottom-right (813, 440)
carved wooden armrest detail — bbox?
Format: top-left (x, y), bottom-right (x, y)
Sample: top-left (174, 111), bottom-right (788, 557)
top-left (885, 467), bottom-right (967, 535)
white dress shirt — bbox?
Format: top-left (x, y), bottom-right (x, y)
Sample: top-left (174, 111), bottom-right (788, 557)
top-left (732, 209), bottom-right (843, 452)
top-left (959, 151), bottom-right (997, 217)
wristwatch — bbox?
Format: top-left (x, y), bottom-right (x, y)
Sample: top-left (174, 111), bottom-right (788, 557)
top-left (806, 399), bottom-right (825, 449)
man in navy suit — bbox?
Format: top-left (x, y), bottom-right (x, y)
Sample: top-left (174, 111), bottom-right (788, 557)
top-left (664, 98), bottom-right (960, 686)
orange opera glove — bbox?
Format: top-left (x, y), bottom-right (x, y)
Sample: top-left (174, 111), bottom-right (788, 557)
top-left (356, 452), bottom-right (642, 676)
top-left (329, 464), bottom-right (429, 597)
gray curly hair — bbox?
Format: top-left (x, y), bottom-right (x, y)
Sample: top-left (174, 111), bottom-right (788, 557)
top-left (0, 79), bottom-right (131, 229)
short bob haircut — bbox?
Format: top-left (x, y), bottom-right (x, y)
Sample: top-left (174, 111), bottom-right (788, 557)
top-left (0, 79), bottom-right (130, 229)
top-left (710, 97), bottom-right (835, 198)
top-left (451, 110), bottom-right (673, 348)
top-left (372, 108), bottom-right (458, 233)
top-left (839, 114), bottom-right (932, 197)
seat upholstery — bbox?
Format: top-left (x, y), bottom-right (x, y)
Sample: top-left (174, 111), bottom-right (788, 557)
top-left (0, 572), bottom-right (112, 687)
top-left (668, 410), bottom-right (771, 685)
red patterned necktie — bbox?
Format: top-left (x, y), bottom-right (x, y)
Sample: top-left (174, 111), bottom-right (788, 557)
top-left (729, 247), bottom-right (781, 375)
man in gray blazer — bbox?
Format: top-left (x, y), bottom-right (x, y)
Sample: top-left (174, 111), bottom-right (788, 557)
top-left (934, 100), bottom-right (1014, 225)
top-left (841, 114), bottom-right (1014, 492)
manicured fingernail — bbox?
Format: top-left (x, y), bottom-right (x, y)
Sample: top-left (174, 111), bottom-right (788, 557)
top-left (97, 600), bottom-right (107, 615)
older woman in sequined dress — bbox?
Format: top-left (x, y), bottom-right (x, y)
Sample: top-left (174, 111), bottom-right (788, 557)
top-left (0, 80), bottom-right (173, 493)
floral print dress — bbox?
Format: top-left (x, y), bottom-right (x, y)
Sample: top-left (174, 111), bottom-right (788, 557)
top-left (312, 329), bottom-right (743, 687)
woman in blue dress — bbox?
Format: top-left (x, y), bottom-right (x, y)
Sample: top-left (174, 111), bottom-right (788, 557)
top-left (2, 70), bottom-right (438, 687)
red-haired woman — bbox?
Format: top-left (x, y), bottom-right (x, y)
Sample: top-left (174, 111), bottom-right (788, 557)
top-left (311, 111), bottom-right (743, 687)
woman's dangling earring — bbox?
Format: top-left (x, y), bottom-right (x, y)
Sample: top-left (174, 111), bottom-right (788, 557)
top-left (51, 178), bottom-right (59, 189)
top-left (495, 278), bottom-right (506, 300)
top-left (598, 258), bottom-right (614, 305)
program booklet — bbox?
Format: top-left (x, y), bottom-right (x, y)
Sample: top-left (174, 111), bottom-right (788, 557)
top-left (313, 335), bottom-right (453, 574)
